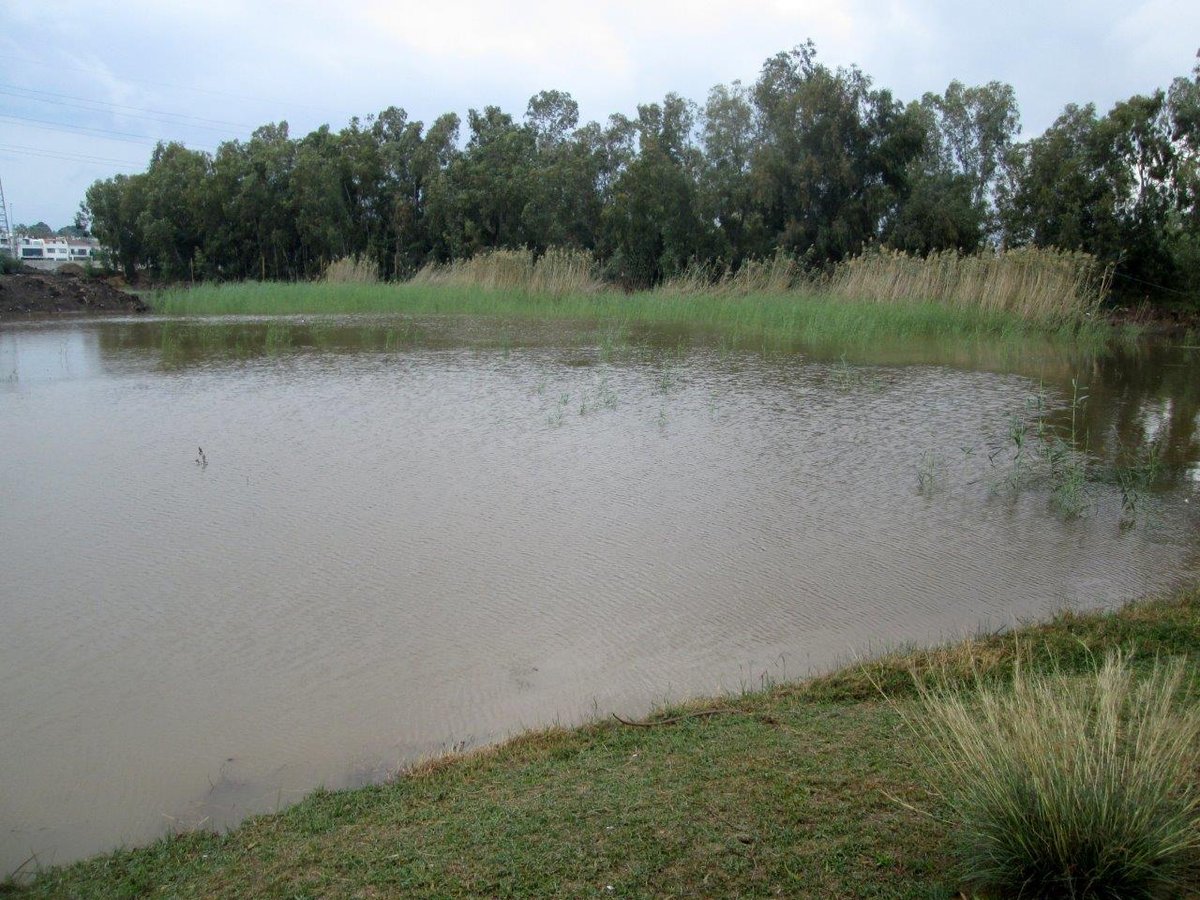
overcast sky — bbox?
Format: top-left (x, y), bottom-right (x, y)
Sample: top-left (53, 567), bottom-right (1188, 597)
top-left (1, 0), bottom-right (1197, 228)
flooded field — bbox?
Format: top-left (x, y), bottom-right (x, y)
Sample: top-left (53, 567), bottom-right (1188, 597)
top-left (1, 316), bottom-right (1197, 874)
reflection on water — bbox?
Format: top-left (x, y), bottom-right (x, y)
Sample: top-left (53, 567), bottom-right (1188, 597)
top-left (1, 315), bottom-right (1197, 874)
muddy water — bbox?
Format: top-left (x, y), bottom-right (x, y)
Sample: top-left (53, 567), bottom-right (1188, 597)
top-left (1, 317), bottom-right (1197, 873)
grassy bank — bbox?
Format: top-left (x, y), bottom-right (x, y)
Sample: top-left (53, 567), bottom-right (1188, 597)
top-left (150, 282), bottom-right (1110, 350)
top-left (7, 586), bottom-right (1198, 898)
top-left (149, 247), bottom-right (1116, 347)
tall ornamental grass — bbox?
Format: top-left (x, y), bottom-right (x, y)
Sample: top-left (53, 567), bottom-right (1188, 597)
top-left (907, 652), bottom-right (1200, 898)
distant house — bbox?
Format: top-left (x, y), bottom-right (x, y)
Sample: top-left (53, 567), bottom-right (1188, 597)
top-left (12, 235), bottom-right (104, 271)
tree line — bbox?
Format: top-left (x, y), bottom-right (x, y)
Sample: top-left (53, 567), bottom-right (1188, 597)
top-left (82, 42), bottom-right (1200, 303)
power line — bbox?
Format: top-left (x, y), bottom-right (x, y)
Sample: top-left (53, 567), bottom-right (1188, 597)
top-left (0, 144), bottom-right (143, 169)
top-left (1111, 269), bottom-right (1193, 297)
top-left (0, 52), bottom-right (350, 119)
top-left (0, 113), bottom-right (218, 152)
top-left (0, 111), bottom-right (172, 142)
top-left (0, 83), bottom-right (258, 132)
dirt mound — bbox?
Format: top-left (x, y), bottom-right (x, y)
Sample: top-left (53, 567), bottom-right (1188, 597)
top-left (0, 270), bottom-right (148, 315)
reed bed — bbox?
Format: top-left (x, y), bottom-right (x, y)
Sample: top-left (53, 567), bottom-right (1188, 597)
top-left (322, 255), bottom-right (379, 284)
top-left (658, 246), bottom-right (1107, 322)
top-left (658, 251), bottom-right (805, 297)
top-left (410, 248), bottom-right (601, 298)
top-left (158, 246), bottom-right (1115, 330)
top-left (828, 247), bottom-right (1110, 322)
top-left (906, 651), bottom-right (1200, 898)
top-left (152, 244), bottom-right (1115, 346)
top-left (152, 281), bottom-right (1110, 351)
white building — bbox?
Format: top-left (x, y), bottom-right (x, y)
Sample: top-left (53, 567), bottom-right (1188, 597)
top-left (13, 235), bottom-right (103, 271)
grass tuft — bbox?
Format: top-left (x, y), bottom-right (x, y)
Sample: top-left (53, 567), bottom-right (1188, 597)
top-left (905, 651), bottom-right (1200, 898)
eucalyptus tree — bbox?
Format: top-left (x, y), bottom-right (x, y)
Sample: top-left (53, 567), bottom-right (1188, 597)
top-left (73, 40), bottom-right (1197, 306)
top-left (999, 83), bottom-right (1191, 297)
top-left (337, 115), bottom-right (391, 269)
top-left (422, 105), bottom-right (537, 258)
top-left (601, 94), bottom-right (708, 286)
top-left (699, 80), bottom-right (765, 265)
top-left (521, 90), bottom-right (605, 251)
top-left (925, 81), bottom-right (1021, 214)
top-left (1104, 89), bottom-right (1179, 290)
top-left (884, 80), bottom-right (1020, 253)
top-left (136, 141), bottom-right (215, 280)
top-left (84, 173), bottom-right (147, 279)
top-left (884, 166), bottom-right (983, 254)
top-left (1000, 103), bottom-right (1125, 254)
top-left (354, 107), bottom-right (431, 276)
top-left (1167, 60), bottom-right (1200, 294)
top-left (394, 111), bottom-right (460, 267)
top-left (289, 125), bottom-right (355, 274)
top-left (207, 122), bottom-right (297, 279)
top-left (750, 41), bottom-right (923, 267)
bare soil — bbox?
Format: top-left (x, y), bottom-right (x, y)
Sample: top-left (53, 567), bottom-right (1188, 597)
top-left (0, 269), bottom-right (148, 316)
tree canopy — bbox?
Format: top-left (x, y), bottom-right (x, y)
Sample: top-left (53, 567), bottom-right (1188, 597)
top-left (82, 44), bottom-right (1200, 304)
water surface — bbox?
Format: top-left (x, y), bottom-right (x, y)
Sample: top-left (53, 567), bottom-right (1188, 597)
top-left (1, 316), bottom-right (1197, 874)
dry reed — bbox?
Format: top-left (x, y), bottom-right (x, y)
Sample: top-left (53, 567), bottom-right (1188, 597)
top-left (657, 251), bottom-right (806, 297)
top-left (410, 248), bottom-right (600, 297)
top-left (402, 244), bottom-right (1108, 323)
top-left (828, 247), bottom-right (1110, 321)
top-left (323, 256), bottom-right (379, 284)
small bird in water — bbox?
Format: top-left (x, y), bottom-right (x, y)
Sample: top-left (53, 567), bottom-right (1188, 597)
top-left (195, 446), bottom-right (207, 467)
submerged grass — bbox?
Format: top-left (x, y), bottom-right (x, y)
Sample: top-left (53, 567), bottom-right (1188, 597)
top-left (6, 586), bottom-right (1198, 898)
top-left (965, 378), bottom-right (1176, 527)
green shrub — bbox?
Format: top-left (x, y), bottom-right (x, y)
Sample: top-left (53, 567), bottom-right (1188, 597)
top-left (907, 651), bottom-right (1200, 898)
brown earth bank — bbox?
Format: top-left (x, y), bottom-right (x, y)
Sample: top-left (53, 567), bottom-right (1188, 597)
top-left (0, 269), bottom-right (148, 316)
top-left (1105, 301), bottom-right (1200, 333)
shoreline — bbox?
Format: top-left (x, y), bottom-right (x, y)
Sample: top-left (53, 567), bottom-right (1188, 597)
top-left (6, 271), bottom-right (1196, 339)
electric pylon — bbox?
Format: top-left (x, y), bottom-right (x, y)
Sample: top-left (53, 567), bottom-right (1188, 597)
top-left (0, 177), bottom-right (11, 255)
top-left (0, 177), bottom-right (9, 233)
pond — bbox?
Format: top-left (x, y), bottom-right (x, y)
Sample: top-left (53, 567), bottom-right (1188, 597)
top-left (1, 315), bottom-right (1197, 874)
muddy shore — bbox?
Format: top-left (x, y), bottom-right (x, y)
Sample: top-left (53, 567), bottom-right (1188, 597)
top-left (0, 269), bottom-right (148, 316)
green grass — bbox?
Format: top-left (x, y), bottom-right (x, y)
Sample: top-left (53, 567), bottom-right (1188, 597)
top-left (149, 282), bottom-right (1111, 350)
top-left (6, 586), bottom-right (1198, 899)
